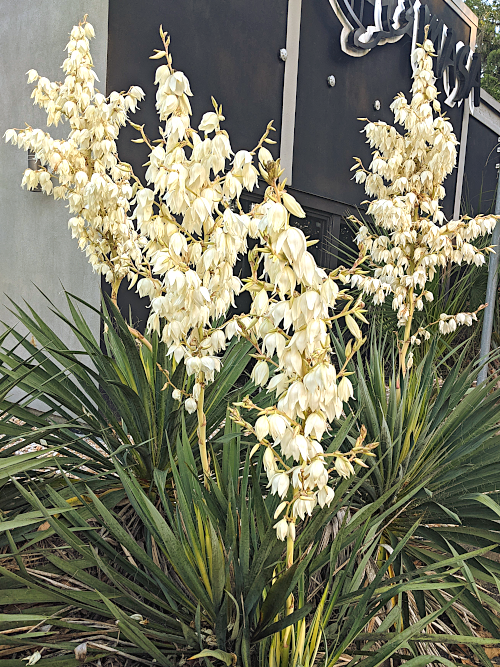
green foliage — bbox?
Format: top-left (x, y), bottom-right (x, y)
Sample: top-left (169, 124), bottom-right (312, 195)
top-left (3, 418), bottom-right (497, 666)
top-left (2, 295), bottom-right (500, 665)
top-left (466, 0), bottom-right (500, 100)
top-left (332, 330), bottom-right (500, 660)
top-left (0, 291), bottom-right (255, 526)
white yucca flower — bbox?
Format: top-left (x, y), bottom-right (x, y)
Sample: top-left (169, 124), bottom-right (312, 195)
top-left (351, 38), bottom-right (498, 372)
top-left (9, 18), bottom-right (376, 538)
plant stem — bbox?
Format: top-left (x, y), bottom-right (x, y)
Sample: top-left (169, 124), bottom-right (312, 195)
top-left (281, 526), bottom-right (296, 663)
top-left (399, 287), bottom-right (415, 377)
top-left (110, 278), bottom-right (153, 354)
top-left (197, 374), bottom-right (210, 485)
top-left (128, 327), bottom-right (153, 354)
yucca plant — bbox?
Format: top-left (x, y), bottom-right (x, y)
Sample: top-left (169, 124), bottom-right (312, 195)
top-left (0, 291), bottom-right (255, 537)
top-left (3, 316), bottom-right (500, 665)
top-left (328, 330), bottom-right (500, 664)
top-left (4, 413), bottom-right (500, 667)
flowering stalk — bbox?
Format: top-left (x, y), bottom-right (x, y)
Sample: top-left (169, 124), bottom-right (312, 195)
top-left (5, 17), bottom-right (145, 290)
top-left (351, 35), bottom-right (499, 375)
top-left (283, 528), bottom-right (295, 647)
top-left (7, 17), bottom-right (376, 539)
top-left (196, 374), bottom-right (209, 482)
top-left (222, 151), bottom-right (377, 540)
top-left (6, 20), bottom-right (266, 479)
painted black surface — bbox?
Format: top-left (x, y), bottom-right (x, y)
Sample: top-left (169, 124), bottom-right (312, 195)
top-left (106, 0), bottom-right (288, 330)
top-left (106, 0), bottom-right (287, 179)
top-left (292, 0), bottom-right (471, 219)
top-left (104, 0), bottom-right (485, 332)
top-left (462, 116), bottom-right (499, 216)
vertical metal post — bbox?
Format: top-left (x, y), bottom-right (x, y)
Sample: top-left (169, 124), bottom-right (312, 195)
top-left (477, 149), bottom-right (500, 384)
top-left (279, 0), bottom-right (302, 186)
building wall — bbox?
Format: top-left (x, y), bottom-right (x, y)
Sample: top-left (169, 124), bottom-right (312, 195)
top-left (463, 90), bottom-right (500, 216)
top-left (105, 0), bottom-right (288, 329)
top-left (462, 117), bottom-right (499, 216)
top-left (1, 0), bottom-right (497, 346)
top-left (0, 0), bottom-right (108, 347)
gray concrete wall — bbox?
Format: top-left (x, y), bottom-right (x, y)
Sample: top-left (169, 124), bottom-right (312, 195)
top-left (0, 1), bottom-right (109, 350)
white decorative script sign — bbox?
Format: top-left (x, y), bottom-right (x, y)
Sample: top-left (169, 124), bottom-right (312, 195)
top-left (329, 0), bottom-right (481, 107)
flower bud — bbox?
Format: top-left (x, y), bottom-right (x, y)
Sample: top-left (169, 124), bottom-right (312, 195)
top-left (345, 314), bottom-right (362, 339)
top-left (258, 147), bottom-right (273, 167)
top-left (263, 447), bottom-right (277, 476)
top-left (274, 501), bottom-right (288, 519)
top-left (282, 192), bottom-right (305, 218)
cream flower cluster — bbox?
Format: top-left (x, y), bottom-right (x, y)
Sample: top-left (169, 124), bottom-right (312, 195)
top-left (6, 20), bottom-right (260, 412)
top-left (227, 156), bottom-right (373, 539)
top-left (7, 19), bottom-right (376, 538)
top-left (5, 18), bottom-right (145, 288)
top-left (438, 310), bottom-right (478, 334)
top-left (351, 39), bottom-right (497, 337)
top-left (232, 395), bottom-right (374, 540)
top-left (135, 54), bottom-right (374, 511)
top-left (128, 36), bottom-right (265, 410)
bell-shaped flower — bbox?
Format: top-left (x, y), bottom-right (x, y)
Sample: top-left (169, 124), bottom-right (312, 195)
top-left (199, 111), bottom-right (220, 134)
top-left (304, 412), bottom-right (327, 440)
top-left (270, 472), bottom-right (290, 499)
top-left (317, 485), bottom-right (335, 508)
top-left (263, 446), bottom-right (277, 480)
top-left (337, 377), bottom-right (354, 402)
top-left (184, 397), bottom-right (197, 414)
top-left (255, 415), bottom-right (270, 441)
top-left (251, 360), bottom-right (269, 387)
top-left (274, 518), bottom-right (288, 541)
top-left (292, 495), bottom-right (316, 520)
top-left (268, 414), bottom-right (287, 442)
top-left (335, 456), bottom-right (354, 479)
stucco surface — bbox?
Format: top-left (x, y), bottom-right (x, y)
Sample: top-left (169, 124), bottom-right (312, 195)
top-left (0, 1), bottom-right (108, 349)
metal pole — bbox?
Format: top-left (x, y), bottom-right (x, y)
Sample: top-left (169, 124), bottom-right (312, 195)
top-left (477, 151), bottom-right (500, 385)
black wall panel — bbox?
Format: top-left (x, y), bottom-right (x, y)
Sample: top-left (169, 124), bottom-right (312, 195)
top-left (462, 117), bottom-right (499, 216)
top-left (292, 0), bottom-right (470, 218)
top-left (107, 0), bottom-right (288, 178)
top-left (104, 0), bottom-right (488, 330)
top-left (105, 0), bottom-right (288, 327)
top-left (293, 0), bottom-right (412, 206)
